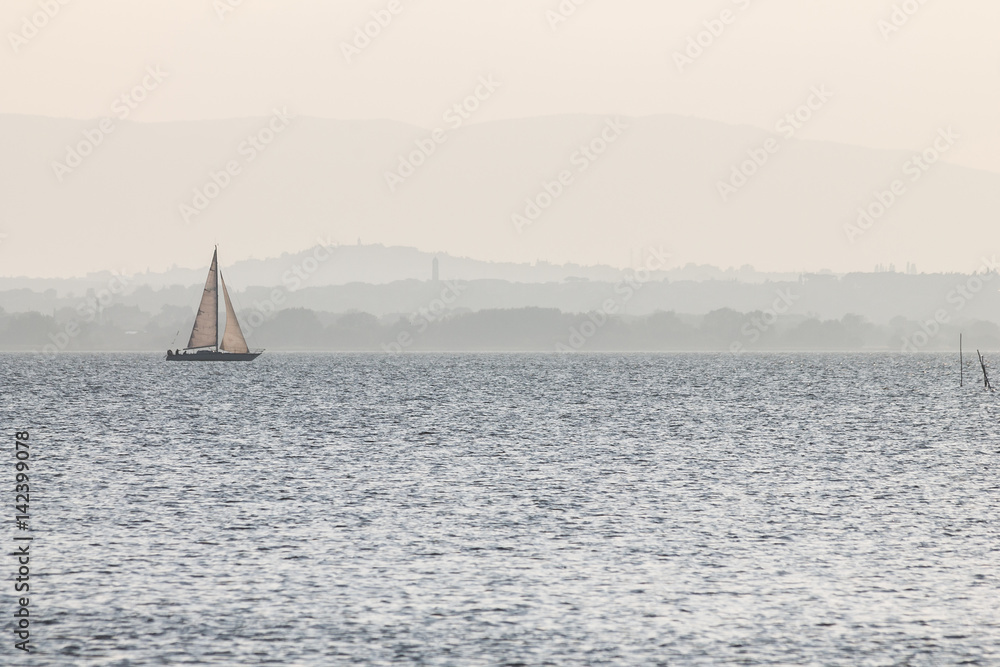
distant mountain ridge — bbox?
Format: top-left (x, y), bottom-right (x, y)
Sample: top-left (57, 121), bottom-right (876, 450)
top-left (0, 241), bottom-right (801, 295)
top-left (2, 112), bottom-right (998, 279)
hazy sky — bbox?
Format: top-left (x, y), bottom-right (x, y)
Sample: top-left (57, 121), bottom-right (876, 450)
top-left (5, 0), bottom-right (997, 167)
top-left (3, 0), bottom-right (999, 277)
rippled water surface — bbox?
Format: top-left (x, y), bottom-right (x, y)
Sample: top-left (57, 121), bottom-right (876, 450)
top-left (3, 352), bottom-right (1000, 665)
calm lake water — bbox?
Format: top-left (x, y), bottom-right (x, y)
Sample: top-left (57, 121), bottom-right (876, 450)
top-left (3, 353), bottom-right (999, 665)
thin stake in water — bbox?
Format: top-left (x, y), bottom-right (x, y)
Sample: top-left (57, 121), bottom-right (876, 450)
top-left (977, 349), bottom-right (993, 392)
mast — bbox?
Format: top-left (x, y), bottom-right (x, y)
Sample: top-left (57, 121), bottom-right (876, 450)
top-left (214, 246), bottom-right (219, 350)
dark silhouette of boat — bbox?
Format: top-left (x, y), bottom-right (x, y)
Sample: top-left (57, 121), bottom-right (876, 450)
top-left (166, 248), bottom-right (262, 362)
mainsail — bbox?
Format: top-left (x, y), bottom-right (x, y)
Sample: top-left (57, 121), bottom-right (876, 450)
top-left (220, 272), bottom-right (250, 354)
top-left (187, 249), bottom-right (219, 349)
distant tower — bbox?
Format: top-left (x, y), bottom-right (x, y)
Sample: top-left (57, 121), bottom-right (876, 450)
top-left (432, 257), bottom-right (439, 282)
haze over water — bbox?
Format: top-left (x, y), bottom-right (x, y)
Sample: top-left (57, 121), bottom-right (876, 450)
top-left (5, 352), bottom-right (999, 665)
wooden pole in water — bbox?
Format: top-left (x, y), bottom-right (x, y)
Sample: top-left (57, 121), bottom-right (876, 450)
top-left (960, 334), bottom-right (963, 387)
top-left (978, 350), bottom-right (993, 391)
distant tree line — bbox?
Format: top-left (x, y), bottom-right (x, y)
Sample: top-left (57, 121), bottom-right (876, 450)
top-left (2, 305), bottom-right (999, 353)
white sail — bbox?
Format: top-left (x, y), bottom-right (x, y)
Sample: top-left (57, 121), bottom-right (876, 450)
top-left (220, 272), bottom-right (250, 354)
top-left (186, 249), bottom-right (219, 349)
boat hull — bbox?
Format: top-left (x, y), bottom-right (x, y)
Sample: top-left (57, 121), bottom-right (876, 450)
top-left (166, 350), bottom-right (262, 362)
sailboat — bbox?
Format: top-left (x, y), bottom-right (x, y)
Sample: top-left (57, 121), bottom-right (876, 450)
top-left (166, 248), bottom-right (262, 361)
